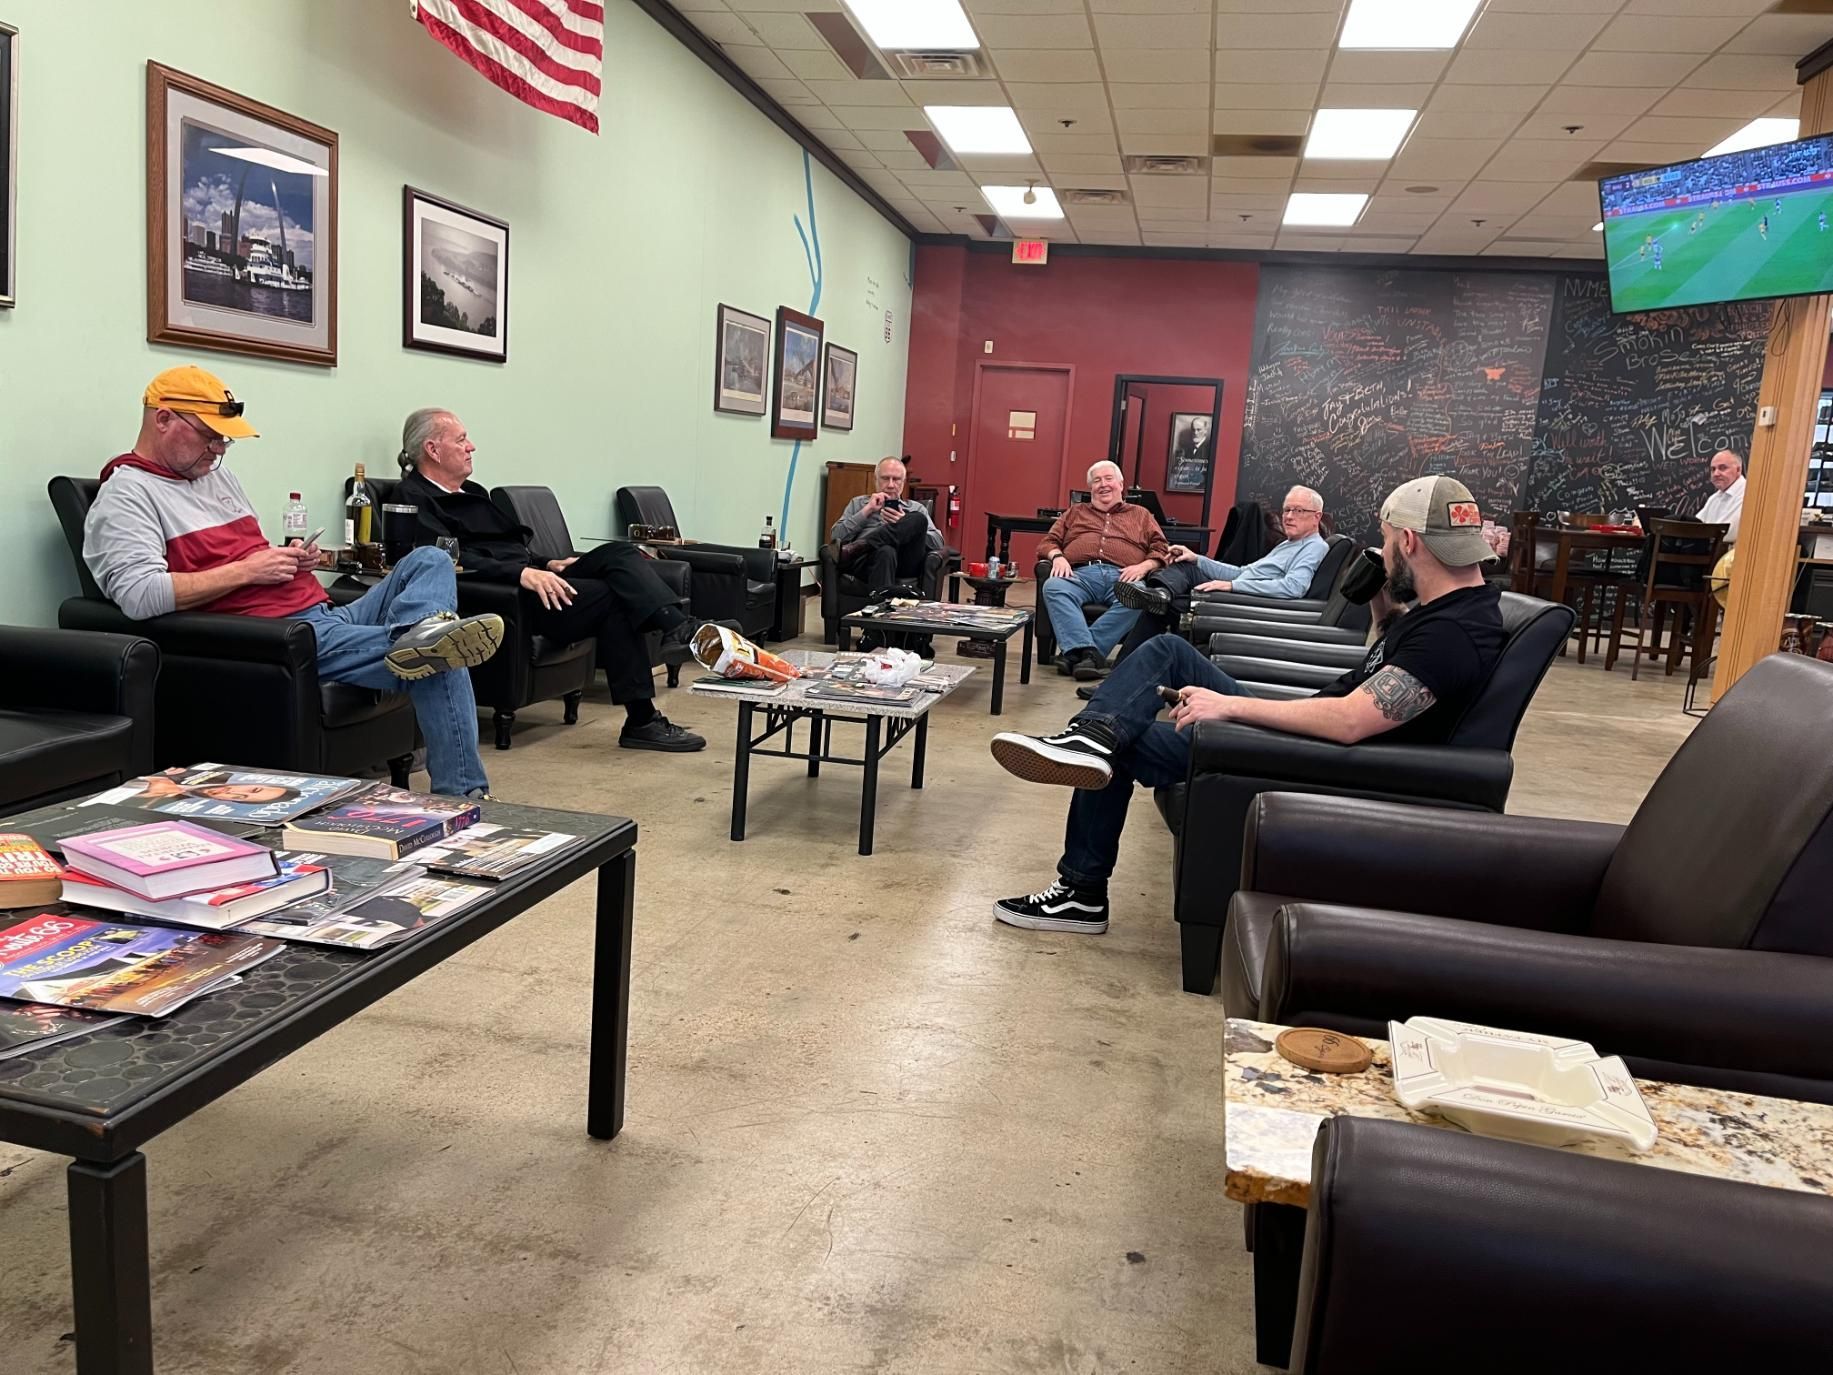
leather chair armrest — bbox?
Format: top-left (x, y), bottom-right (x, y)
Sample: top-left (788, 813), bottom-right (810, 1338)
top-left (1193, 590), bottom-right (1329, 614)
top-left (659, 546), bottom-right (748, 579)
top-left (1191, 616), bottom-right (1367, 646)
top-left (0, 626), bottom-right (155, 716)
top-left (1188, 606), bottom-right (1327, 635)
top-left (689, 541), bottom-right (774, 580)
top-left (1208, 633), bottom-right (1367, 669)
top-left (1240, 793), bottom-right (1621, 926)
top-left (1211, 654), bottom-right (1347, 691)
top-left (1263, 905), bottom-right (1833, 1087)
top-left (1292, 1117), bottom-right (1833, 1373)
top-left (58, 597), bottom-right (319, 672)
top-left (648, 557), bottom-right (691, 599)
top-left (1188, 722), bottom-right (1512, 810)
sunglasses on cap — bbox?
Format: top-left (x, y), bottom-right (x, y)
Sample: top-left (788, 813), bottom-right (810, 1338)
top-left (163, 395), bottom-right (246, 417)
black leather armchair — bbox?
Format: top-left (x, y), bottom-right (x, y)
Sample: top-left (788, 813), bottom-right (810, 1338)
top-left (1283, 1117), bottom-right (1833, 1373)
top-left (1186, 542), bottom-right (1379, 642)
top-left (1166, 592), bottom-right (1572, 995)
top-left (491, 485), bottom-right (693, 687)
top-left (0, 626), bottom-right (160, 812)
top-left (1189, 531), bottom-right (1355, 615)
top-left (1222, 652), bottom-right (1833, 1102)
top-left (614, 485), bottom-right (774, 638)
top-left (49, 477), bottom-right (416, 784)
top-left (819, 500), bottom-right (948, 644)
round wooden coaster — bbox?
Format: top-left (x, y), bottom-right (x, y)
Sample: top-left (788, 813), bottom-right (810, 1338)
top-left (1276, 1027), bottom-right (1373, 1074)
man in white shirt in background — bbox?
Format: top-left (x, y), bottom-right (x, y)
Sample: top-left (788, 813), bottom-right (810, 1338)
top-left (1697, 449), bottom-right (1745, 545)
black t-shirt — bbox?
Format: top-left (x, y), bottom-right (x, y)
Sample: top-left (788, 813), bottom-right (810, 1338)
top-left (1315, 584), bottom-right (1506, 744)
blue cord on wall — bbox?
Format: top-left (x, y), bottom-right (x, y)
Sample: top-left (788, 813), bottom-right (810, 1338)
top-left (781, 150), bottom-right (823, 542)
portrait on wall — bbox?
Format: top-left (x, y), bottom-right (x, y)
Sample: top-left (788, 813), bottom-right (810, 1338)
top-left (822, 343), bottom-right (857, 432)
top-left (404, 187), bottom-right (508, 362)
top-left (1, 21), bottom-right (16, 308)
top-left (771, 305), bottom-right (823, 441)
top-left (1168, 411), bottom-right (1213, 492)
top-left (713, 303), bottom-right (769, 416)
top-left (147, 62), bottom-right (337, 366)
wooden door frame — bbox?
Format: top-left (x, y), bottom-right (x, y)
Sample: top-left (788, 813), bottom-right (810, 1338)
top-left (965, 360), bottom-right (1078, 520)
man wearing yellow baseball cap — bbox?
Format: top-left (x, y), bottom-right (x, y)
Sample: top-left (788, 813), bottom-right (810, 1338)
top-left (82, 364), bottom-right (505, 799)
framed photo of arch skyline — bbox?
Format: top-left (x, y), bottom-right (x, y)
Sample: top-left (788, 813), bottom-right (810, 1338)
top-left (1, 21), bottom-right (16, 309)
top-left (146, 62), bottom-right (338, 367)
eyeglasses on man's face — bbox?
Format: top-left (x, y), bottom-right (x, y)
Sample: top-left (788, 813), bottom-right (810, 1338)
top-left (1283, 505), bottom-right (1319, 517)
top-left (179, 413), bottom-right (232, 450)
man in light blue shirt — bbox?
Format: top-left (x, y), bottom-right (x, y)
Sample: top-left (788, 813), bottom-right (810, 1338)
top-left (1115, 485), bottom-right (1329, 618)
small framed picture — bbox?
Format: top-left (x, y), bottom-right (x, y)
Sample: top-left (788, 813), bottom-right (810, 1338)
top-left (147, 62), bottom-right (337, 366)
top-left (772, 305), bottom-right (823, 441)
top-left (1, 21), bottom-right (16, 308)
top-left (822, 343), bottom-right (857, 432)
top-left (1167, 411), bottom-right (1214, 492)
top-left (714, 303), bottom-right (769, 416)
top-left (404, 186), bottom-right (508, 362)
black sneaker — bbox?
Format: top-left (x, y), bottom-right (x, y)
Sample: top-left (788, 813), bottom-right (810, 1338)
top-left (1071, 648), bottom-right (1108, 682)
top-left (989, 723), bottom-right (1117, 789)
top-left (619, 716), bottom-right (707, 752)
top-left (1115, 579), bottom-right (1171, 617)
top-left (995, 880), bottom-right (1109, 934)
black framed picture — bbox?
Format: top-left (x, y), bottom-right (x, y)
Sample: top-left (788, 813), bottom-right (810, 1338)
top-left (714, 303), bottom-right (769, 416)
top-left (404, 186), bottom-right (508, 362)
top-left (822, 343), bottom-right (856, 432)
top-left (0, 21), bottom-right (15, 308)
top-left (1167, 411), bottom-right (1213, 492)
top-left (771, 305), bottom-right (823, 441)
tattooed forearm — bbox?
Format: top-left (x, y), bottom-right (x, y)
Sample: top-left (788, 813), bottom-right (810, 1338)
top-left (1360, 666), bottom-right (1436, 723)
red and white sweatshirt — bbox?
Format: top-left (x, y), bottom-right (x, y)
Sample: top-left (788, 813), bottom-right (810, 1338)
top-left (82, 455), bottom-right (330, 620)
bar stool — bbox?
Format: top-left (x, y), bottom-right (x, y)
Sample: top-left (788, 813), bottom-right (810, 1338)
top-left (1605, 518), bottom-right (1730, 680)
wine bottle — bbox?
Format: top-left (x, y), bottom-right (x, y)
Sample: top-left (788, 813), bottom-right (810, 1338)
top-left (346, 464), bottom-right (376, 547)
top-left (759, 515), bottom-right (776, 551)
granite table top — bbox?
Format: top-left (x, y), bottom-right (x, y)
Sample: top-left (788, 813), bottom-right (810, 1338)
top-left (1224, 1019), bottom-right (1833, 1209)
top-left (687, 651), bottom-right (975, 720)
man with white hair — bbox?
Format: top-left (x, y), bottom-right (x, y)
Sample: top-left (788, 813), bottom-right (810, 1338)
top-left (1697, 450), bottom-right (1745, 545)
top-left (1115, 485), bottom-right (1329, 619)
top-left (829, 455), bottom-right (943, 589)
top-left (1036, 461), bottom-right (1171, 681)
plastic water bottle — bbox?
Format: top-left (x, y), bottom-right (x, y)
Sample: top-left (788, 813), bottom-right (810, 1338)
top-left (282, 492), bottom-right (308, 543)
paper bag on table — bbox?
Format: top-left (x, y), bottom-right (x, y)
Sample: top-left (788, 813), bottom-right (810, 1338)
top-left (692, 624), bottom-right (804, 683)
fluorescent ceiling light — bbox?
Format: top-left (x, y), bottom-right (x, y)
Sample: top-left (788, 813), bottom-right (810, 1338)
top-left (843, 0), bottom-right (978, 50)
top-left (1283, 193), bottom-right (1369, 227)
top-left (1305, 109), bottom-right (1416, 160)
top-left (982, 185), bottom-right (1063, 220)
top-left (1340, 0), bottom-right (1480, 50)
top-left (1704, 117), bottom-right (1800, 158)
top-left (210, 146), bottom-right (329, 178)
top-left (926, 106), bottom-right (1031, 156)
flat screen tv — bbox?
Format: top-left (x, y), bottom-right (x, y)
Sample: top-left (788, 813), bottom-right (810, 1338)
top-left (1598, 132), bottom-right (1833, 314)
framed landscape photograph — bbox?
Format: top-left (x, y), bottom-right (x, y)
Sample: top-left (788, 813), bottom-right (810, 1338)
top-left (713, 303), bottom-right (769, 416)
top-left (771, 305), bottom-right (823, 440)
top-left (404, 187), bottom-right (508, 362)
top-left (1167, 411), bottom-right (1213, 492)
top-left (822, 343), bottom-right (857, 432)
top-left (147, 62), bottom-right (337, 366)
top-left (1, 21), bottom-right (15, 307)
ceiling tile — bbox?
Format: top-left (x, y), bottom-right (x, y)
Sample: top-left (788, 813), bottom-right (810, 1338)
top-left (1479, 140), bottom-right (1602, 181)
top-left (1118, 131), bottom-right (1212, 155)
top-left (1450, 182), bottom-right (1554, 215)
top-left (1536, 86), bottom-right (1667, 117)
top-left (1215, 13), bottom-right (1341, 48)
top-left (690, 14), bottom-right (759, 46)
top-left (855, 129), bottom-right (912, 151)
top-left (724, 0), bottom-right (845, 9)
top-left (874, 149), bottom-right (933, 171)
top-left (1103, 48), bottom-right (1213, 83)
top-left (1487, 0), bottom-right (1620, 8)
top-left (974, 14), bottom-right (1094, 47)
top-left (1351, 210), bottom-right (1441, 233)
top-left (1213, 109), bottom-right (1311, 136)
top-left (1021, 107), bottom-right (1116, 134)
top-left (1426, 85), bottom-right (1546, 114)
top-left (1008, 82), bottom-right (1111, 110)
top-left (1649, 87), bottom-right (1789, 119)
top-left (1689, 53), bottom-right (1805, 90)
top-left (1341, 237), bottom-right (1423, 253)
top-left (818, 129), bottom-right (866, 151)
top-left (1209, 190), bottom-right (1291, 210)
top-left (838, 149), bottom-right (881, 170)
top-left (902, 81), bottom-right (1008, 106)
top-left (1206, 232), bottom-right (1280, 249)
top-left (990, 49), bottom-right (1105, 81)
top-left (964, 0), bottom-right (1083, 11)
top-left (1513, 111), bottom-right (1634, 141)
top-left (1463, 10), bottom-right (1612, 50)
top-left (1601, 139), bottom-right (1709, 164)
top-left (739, 12), bottom-right (828, 48)
top-left (1046, 155), bottom-right (1128, 175)
top-left (1093, 13), bottom-right (1212, 48)
top-left (1212, 175), bottom-right (1297, 194)
top-left (1591, 14), bottom-right (1749, 53)
top-left (1390, 139), bottom-right (1502, 180)
top-left (1324, 51), bottom-right (1452, 85)
top-left (754, 78), bottom-right (822, 107)
top-left (1213, 82), bottom-right (1325, 111)
top-left (1624, 114), bottom-right (1748, 147)
top-left (1212, 153), bottom-right (1301, 176)
top-left (1563, 52), bottom-right (1704, 87)
top-left (1275, 232), bottom-right (1347, 251)
top-left (1116, 108), bottom-right (1212, 135)
top-left (1536, 182), bottom-right (1609, 216)
top-left (957, 154), bottom-right (1047, 176)
top-left (897, 169), bottom-right (981, 190)
top-left (803, 80), bottom-right (911, 107)
top-left (1090, 0), bottom-right (1214, 12)
top-left (1029, 131), bottom-right (1123, 154)
top-left (1443, 50), bottom-right (1576, 86)
top-left (725, 46), bottom-right (793, 81)
top-left (1050, 171), bottom-right (1128, 189)
top-left (1142, 232), bottom-right (1213, 247)
top-left (1319, 82), bottom-right (1436, 107)
top-left (780, 49), bottom-right (854, 82)
top-left (1214, 49), bottom-right (1330, 84)
top-left (1291, 170), bottom-right (1383, 192)
top-left (1371, 187), bottom-right (1462, 211)
top-left (826, 106), bottom-right (927, 131)
top-left (1110, 84), bottom-right (1211, 110)
top-left (1216, 0), bottom-right (1342, 11)
top-left (1411, 111), bottom-right (1526, 141)
top-left (1722, 15), bottom-right (1833, 56)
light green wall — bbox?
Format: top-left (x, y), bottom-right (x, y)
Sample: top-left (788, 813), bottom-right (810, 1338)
top-left (0, 0), bottom-right (912, 627)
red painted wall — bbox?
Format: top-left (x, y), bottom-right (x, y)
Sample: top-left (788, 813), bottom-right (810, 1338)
top-left (902, 245), bottom-right (1259, 558)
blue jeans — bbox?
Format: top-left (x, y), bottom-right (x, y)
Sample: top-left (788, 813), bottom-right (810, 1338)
top-left (1059, 633), bottom-right (1247, 888)
top-left (290, 547), bottom-right (488, 796)
top-left (1041, 563), bottom-right (1139, 658)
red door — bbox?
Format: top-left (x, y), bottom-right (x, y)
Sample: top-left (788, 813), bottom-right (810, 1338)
top-left (967, 364), bottom-right (1072, 571)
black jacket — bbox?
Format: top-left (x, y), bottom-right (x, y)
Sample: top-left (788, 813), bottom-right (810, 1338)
top-left (397, 470), bottom-right (535, 583)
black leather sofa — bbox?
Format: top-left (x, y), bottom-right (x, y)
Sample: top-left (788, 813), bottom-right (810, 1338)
top-left (1279, 1117), bottom-right (1833, 1372)
top-left (1166, 592), bottom-right (1572, 995)
top-left (49, 477), bottom-right (417, 783)
top-left (614, 485), bottom-right (774, 639)
top-left (1223, 652), bottom-right (1833, 1102)
top-left (0, 626), bottom-right (160, 812)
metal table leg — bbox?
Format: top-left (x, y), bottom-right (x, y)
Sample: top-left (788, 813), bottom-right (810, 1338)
top-left (807, 708), bottom-right (822, 777)
top-left (1250, 1201), bottom-right (1307, 1369)
top-left (1020, 619), bottom-right (1033, 685)
top-left (67, 1152), bottom-right (153, 1375)
top-left (911, 713), bottom-right (928, 789)
top-left (859, 715), bottom-right (881, 856)
top-left (587, 847), bottom-right (634, 1141)
top-left (731, 700), bottom-right (752, 841)
top-left (991, 636), bottom-right (1007, 715)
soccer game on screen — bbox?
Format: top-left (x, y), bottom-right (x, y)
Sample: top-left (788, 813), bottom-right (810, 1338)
top-left (1600, 133), bottom-right (1833, 315)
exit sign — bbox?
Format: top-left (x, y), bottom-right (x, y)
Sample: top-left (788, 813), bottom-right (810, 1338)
top-left (1012, 239), bottom-right (1049, 265)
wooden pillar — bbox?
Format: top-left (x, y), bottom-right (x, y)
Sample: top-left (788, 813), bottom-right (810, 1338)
top-left (1716, 48), bottom-right (1833, 693)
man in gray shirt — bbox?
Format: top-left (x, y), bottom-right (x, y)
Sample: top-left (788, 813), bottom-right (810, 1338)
top-left (831, 456), bottom-right (943, 589)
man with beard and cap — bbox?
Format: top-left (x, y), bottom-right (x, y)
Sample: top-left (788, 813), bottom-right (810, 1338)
top-left (983, 475), bottom-right (1506, 935)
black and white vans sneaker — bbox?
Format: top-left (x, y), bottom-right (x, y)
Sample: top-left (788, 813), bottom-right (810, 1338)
top-left (989, 723), bottom-right (1117, 789)
top-left (995, 881), bottom-right (1110, 933)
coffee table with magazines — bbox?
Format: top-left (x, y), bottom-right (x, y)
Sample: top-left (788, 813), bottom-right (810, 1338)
top-left (836, 601), bottom-right (1032, 715)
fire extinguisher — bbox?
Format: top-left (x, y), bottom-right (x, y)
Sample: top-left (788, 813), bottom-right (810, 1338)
top-left (947, 485), bottom-right (961, 529)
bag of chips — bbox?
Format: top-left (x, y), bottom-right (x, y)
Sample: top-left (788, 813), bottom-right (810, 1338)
top-left (691, 623), bottom-right (804, 683)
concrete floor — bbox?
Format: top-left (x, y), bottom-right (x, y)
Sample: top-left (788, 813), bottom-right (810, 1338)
top-left (0, 604), bottom-right (1699, 1374)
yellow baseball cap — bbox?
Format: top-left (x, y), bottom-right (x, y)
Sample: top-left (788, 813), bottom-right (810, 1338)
top-left (142, 365), bottom-right (259, 440)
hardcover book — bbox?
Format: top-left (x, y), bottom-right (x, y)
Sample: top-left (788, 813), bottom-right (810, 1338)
top-left (84, 764), bottom-right (365, 825)
top-left (0, 913), bottom-right (282, 1017)
top-left (279, 784), bottom-right (481, 860)
top-left (0, 833), bottom-right (63, 909)
top-left (60, 822), bottom-right (279, 900)
top-left (61, 852), bottom-right (333, 930)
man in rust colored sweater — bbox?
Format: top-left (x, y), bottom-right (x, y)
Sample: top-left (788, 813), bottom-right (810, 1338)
top-left (1037, 461), bottom-right (1170, 681)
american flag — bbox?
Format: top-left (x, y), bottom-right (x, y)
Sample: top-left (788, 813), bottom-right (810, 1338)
top-left (410, 0), bottom-right (604, 135)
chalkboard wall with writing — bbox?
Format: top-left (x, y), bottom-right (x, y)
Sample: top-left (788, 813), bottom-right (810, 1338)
top-left (1237, 264), bottom-right (1769, 541)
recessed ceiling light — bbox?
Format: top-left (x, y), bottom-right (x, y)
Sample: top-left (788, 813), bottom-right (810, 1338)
top-left (1305, 109), bottom-right (1416, 161)
top-left (1703, 117), bottom-right (1800, 158)
top-left (842, 0), bottom-right (978, 51)
top-left (1283, 192), bottom-right (1369, 227)
top-left (982, 184), bottom-right (1063, 219)
top-left (1339, 0), bottom-right (1480, 51)
top-left (925, 105), bottom-right (1032, 156)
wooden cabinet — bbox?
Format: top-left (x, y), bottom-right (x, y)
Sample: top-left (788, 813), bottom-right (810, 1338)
top-left (823, 461), bottom-right (877, 543)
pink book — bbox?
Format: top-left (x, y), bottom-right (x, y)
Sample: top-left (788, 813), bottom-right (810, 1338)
top-left (59, 821), bottom-right (279, 900)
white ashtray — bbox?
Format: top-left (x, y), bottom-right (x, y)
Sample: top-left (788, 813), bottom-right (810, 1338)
top-left (1387, 1017), bottom-right (1657, 1153)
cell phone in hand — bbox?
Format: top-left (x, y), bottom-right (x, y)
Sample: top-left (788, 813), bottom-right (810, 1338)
top-left (304, 527), bottom-right (326, 547)
top-left (1157, 685), bottom-right (1183, 706)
